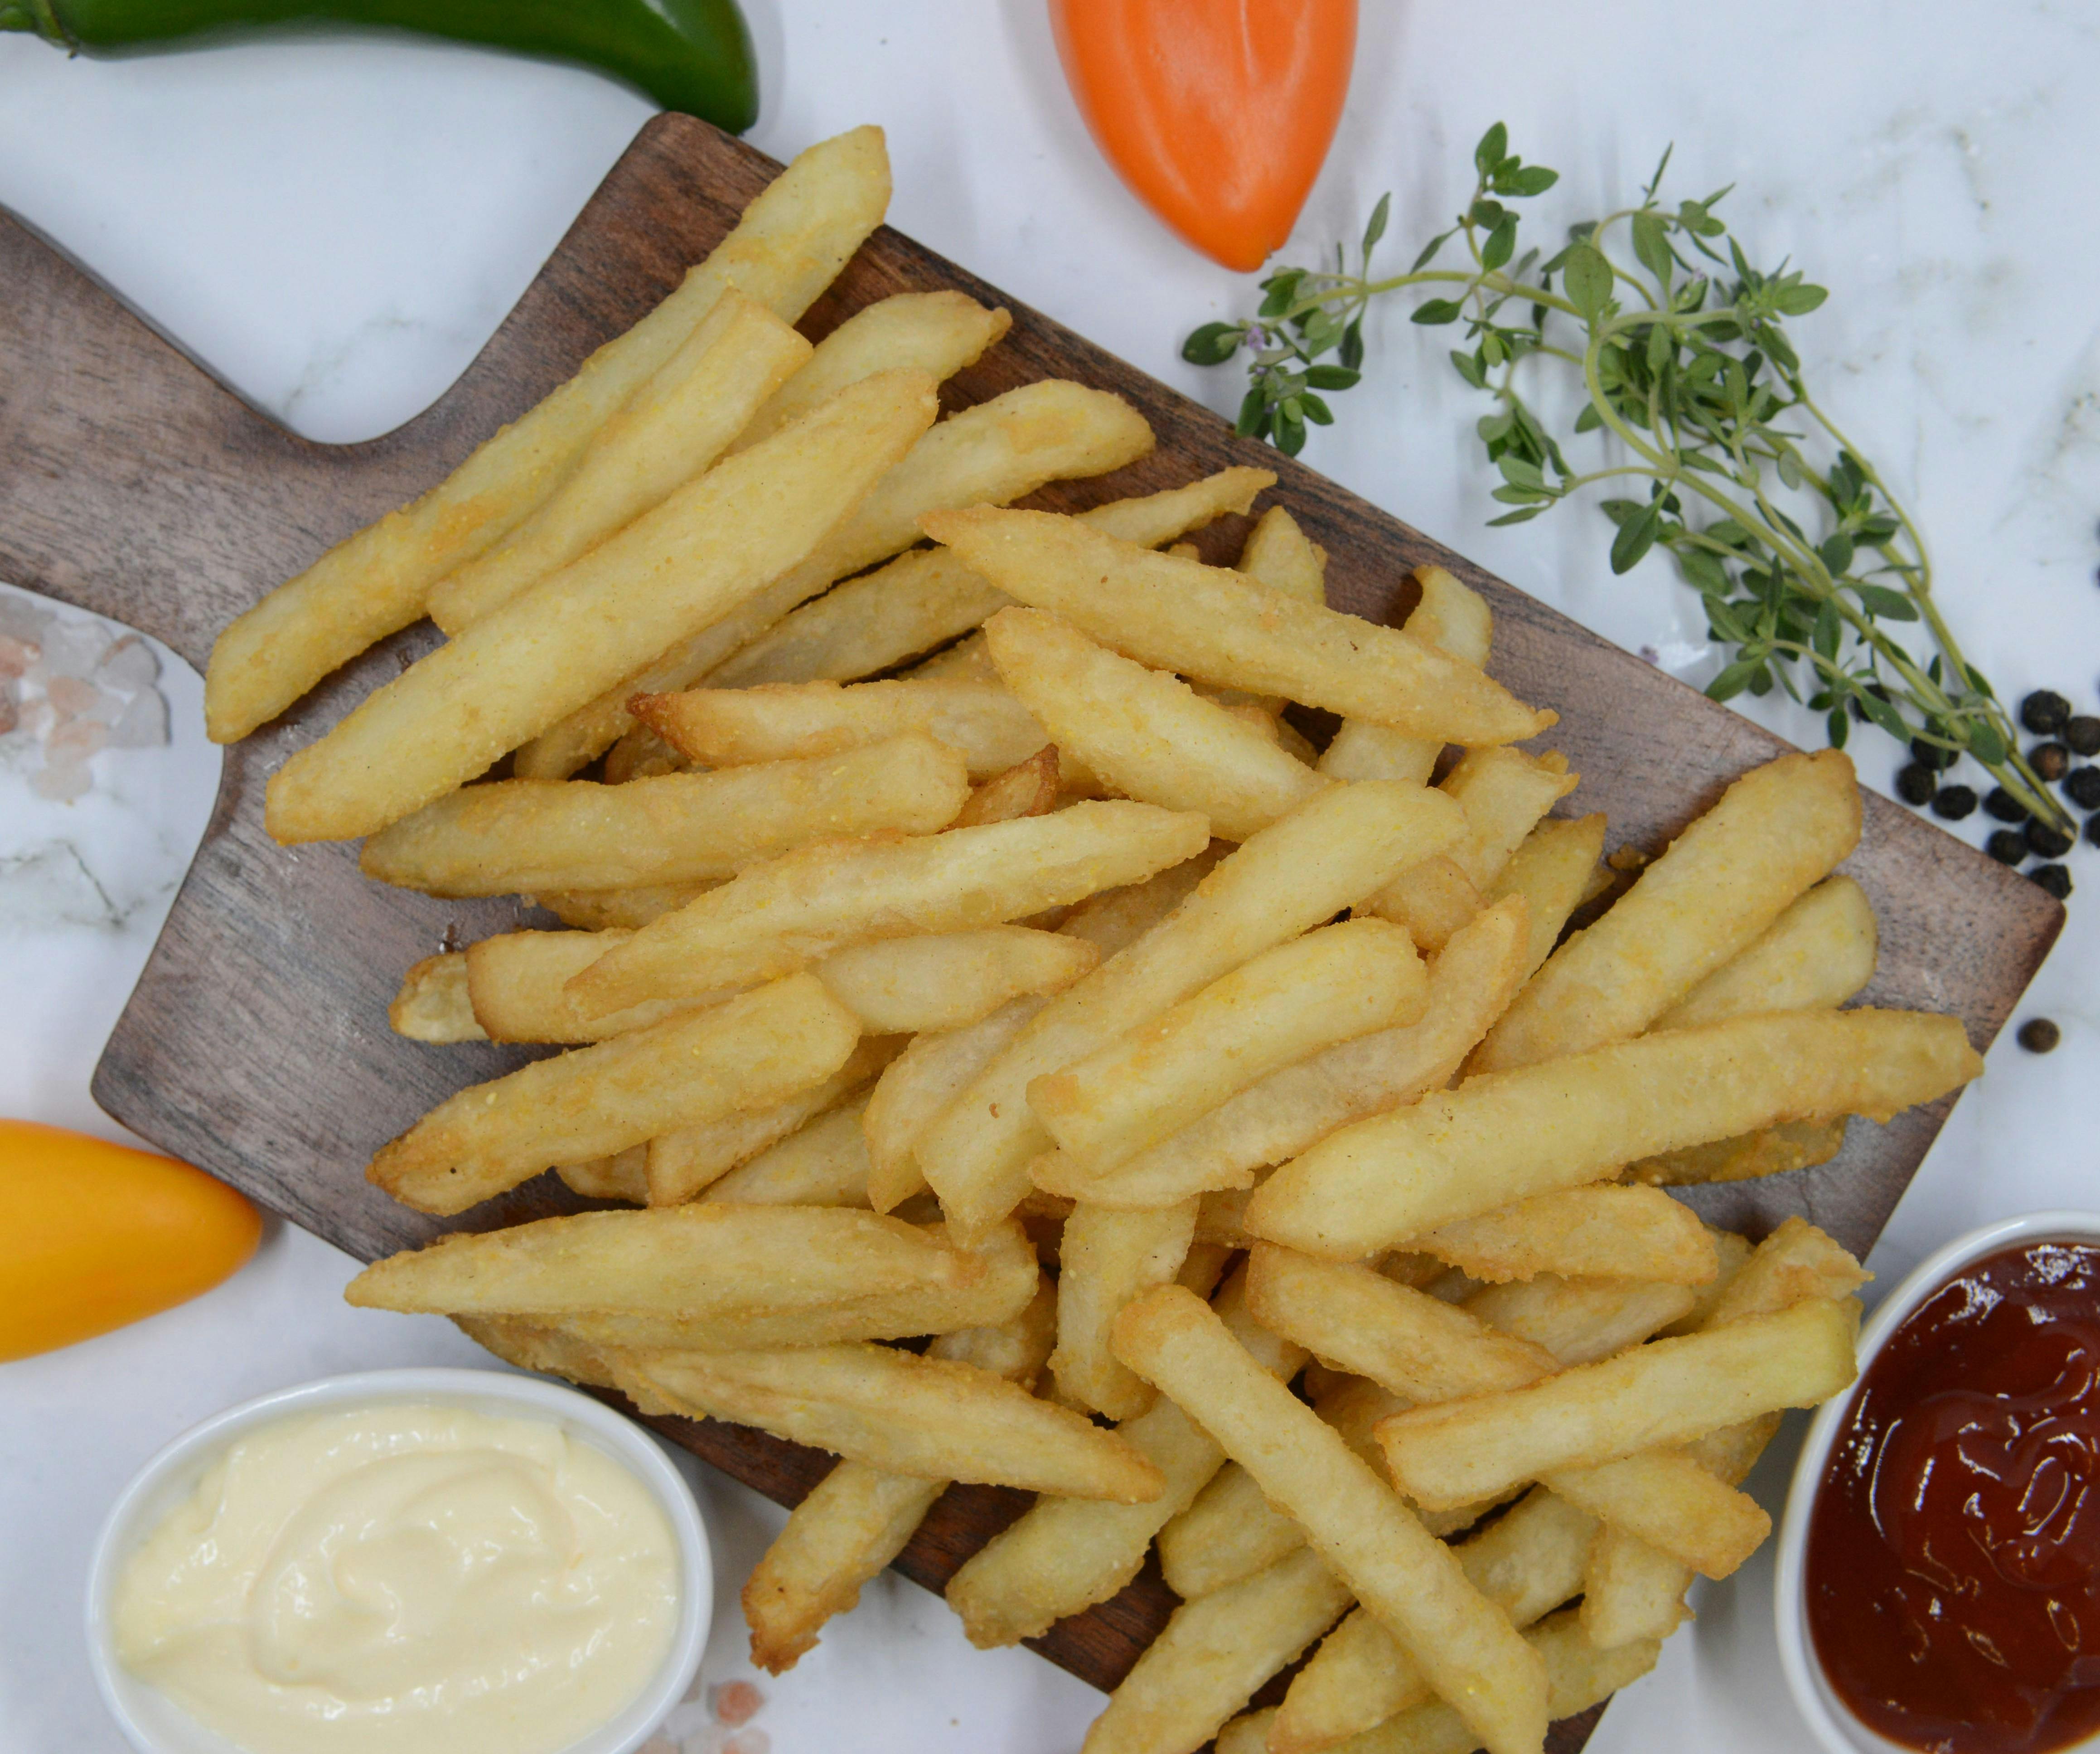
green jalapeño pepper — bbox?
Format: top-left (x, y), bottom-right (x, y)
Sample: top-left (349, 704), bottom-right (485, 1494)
top-left (0, 0), bottom-right (759, 132)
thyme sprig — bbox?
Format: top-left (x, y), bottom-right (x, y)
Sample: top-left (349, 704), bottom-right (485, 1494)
top-left (1184, 123), bottom-right (2066, 831)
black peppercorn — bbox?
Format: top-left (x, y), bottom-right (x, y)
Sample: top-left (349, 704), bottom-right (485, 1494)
top-left (1909, 736), bottom-right (1958, 771)
top-left (2066, 766), bottom-right (2100, 812)
top-left (2031, 863), bottom-right (2073, 900)
top-left (2069, 716), bottom-right (2100, 757)
top-left (2027, 817), bottom-right (2075, 859)
top-left (1895, 764), bottom-right (1938, 806)
top-left (2088, 814), bottom-right (2100, 849)
top-left (1985, 786), bottom-right (2031, 824)
top-left (2021, 690), bottom-right (2073, 735)
top-left (1988, 829), bottom-right (2029, 864)
top-left (2018, 1017), bottom-right (2062, 1052)
top-left (2032, 741), bottom-right (2071, 782)
top-left (1931, 785), bottom-right (1978, 820)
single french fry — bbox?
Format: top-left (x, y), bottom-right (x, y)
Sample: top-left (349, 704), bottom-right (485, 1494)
top-left (517, 380), bottom-right (1156, 776)
top-left (815, 926), bottom-right (1099, 1034)
top-left (917, 782), bottom-right (1467, 1243)
top-left (740, 1277), bottom-right (1052, 1674)
top-left (730, 290), bottom-right (1011, 456)
top-left (1318, 567), bottom-right (1495, 787)
top-left (268, 371), bottom-right (941, 843)
top-left (951, 745), bottom-right (1061, 828)
top-left (1419, 1186), bottom-right (1718, 1285)
top-left (1238, 504), bottom-right (1327, 604)
top-left (1217, 1711), bottom-right (1276, 1754)
top-left (1177, 1241), bottom-right (1234, 1301)
top-left (944, 1265), bottom-right (1306, 1647)
top-left (533, 882), bottom-right (719, 931)
top-left (1473, 751), bottom-right (1865, 1072)
top-left (637, 678), bottom-right (1050, 780)
top-left (1112, 1286), bottom-right (1548, 1754)
top-left (902, 631), bottom-right (999, 683)
top-left (1376, 1298), bottom-right (1858, 1509)
top-left (455, 1314), bottom-right (629, 1393)
top-left (364, 736), bottom-right (967, 896)
top-left (465, 929), bottom-right (689, 1043)
top-left (1709, 1214), bottom-right (1873, 1327)
top-left (204, 126), bottom-right (892, 743)
top-left (1625, 1116), bottom-right (1849, 1187)
top-left (1539, 1450), bottom-right (1769, 1578)
top-left (1579, 1526), bottom-right (1697, 1649)
top-left (707, 467), bottom-right (1272, 691)
top-left (620, 1342), bottom-right (1163, 1500)
top-left (568, 799), bottom-right (1208, 1014)
top-left (1045, 897), bottom-right (1528, 1211)
top-left (1655, 875), bottom-right (1878, 1029)
top-left (1246, 1246), bottom-right (1558, 1404)
top-left (1030, 919), bottom-right (1425, 1178)
top-left (1082, 1547), bottom-right (1353, 1754)
top-left (1271, 1489), bottom-right (1597, 1754)
top-left (1485, 814), bottom-right (1609, 982)
top-left (1464, 1276), bottom-right (1698, 1369)
top-left (700, 1095), bottom-right (873, 1208)
top-left (602, 725), bottom-right (687, 782)
top-left (388, 952), bottom-right (484, 1042)
top-left (1053, 845), bottom-right (1225, 955)
top-left (1050, 1199), bottom-right (1199, 1418)
top-left (1660, 1230), bottom-right (1758, 1336)
top-left (1158, 1461), bottom-right (1304, 1600)
top-left (643, 1036), bottom-right (898, 1206)
top-left (924, 509), bottom-right (1553, 747)
top-left (1247, 1008), bottom-right (1983, 1258)
top-left (556, 1144), bottom-right (648, 1204)
top-left (366, 973), bottom-right (861, 1214)
top-left (426, 293), bottom-right (814, 632)
top-left (986, 607), bottom-right (1327, 840)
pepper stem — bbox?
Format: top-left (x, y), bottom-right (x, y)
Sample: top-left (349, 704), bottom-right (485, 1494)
top-left (0, 0), bottom-right (71, 46)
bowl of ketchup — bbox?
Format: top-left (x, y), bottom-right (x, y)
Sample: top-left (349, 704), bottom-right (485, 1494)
top-left (1777, 1210), bottom-right (2100, 1754)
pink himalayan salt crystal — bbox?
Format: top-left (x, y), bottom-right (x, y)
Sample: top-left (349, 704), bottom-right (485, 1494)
top-left (0, 637), bottom-right (34, 680)
top-left (31, 761), bottom-right (89, 802)
top-left (97, 635), bottom-right (158, 691)
top-left (723, 1732), bottom-right (770, 1754)
top-left (636, 1738), bottom-right (678, 1754)
top-left (108, 688), bottom-right (168, 748)
top-left (0, 683), bottom-right (15, 737)
top-left (46, 674), bottom-right (101, 720)
top-left (710, 1680), bottom-right (765, 1726)
top-left (48, 717), bottom-right (108, 763)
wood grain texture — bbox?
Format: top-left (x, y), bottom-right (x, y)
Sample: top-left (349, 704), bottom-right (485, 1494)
top-left (0, 112), bottom-right (2061, 1735)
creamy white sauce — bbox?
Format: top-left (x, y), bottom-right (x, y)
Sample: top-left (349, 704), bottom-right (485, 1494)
top-left (112, 1401), bottom-right (679, 1754)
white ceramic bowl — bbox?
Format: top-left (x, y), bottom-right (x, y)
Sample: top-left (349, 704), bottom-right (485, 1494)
top-left (1774, 1208), bottom-right (2100, 1754)
top-left (84, 1366), bottom-right (712, 1754)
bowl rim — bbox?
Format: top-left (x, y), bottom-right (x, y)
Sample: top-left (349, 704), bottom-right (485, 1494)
top-left (83, 1365), bottom-right (712, 1754)
top-left (1773, 1207), bottom-right (2100, 1754)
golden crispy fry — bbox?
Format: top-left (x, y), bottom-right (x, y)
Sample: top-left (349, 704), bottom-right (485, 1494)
top-left (1318, 567), bottom-right (1494, 787)
top-left (1050, 1200), bottom-right (1199, 1418)
top-left (917, 783), bottom-right (1466, 1244)
top-left (268, 372), bottom-right (940, 843)
top-left (1624, 1115), bottom-right (1850, 1187)
top-left (619, 1342), bottom-right (1163, 1501)
top-left (1418, 1185), bottom-right (1719, 1285)
top-left (740, 1279), bottom-right (1052, 1674)
top-left (1246, 1246), bottom-right (1558, 1404)
top-left (464, 929), bottom-right (692, 1043)
top-left (815, 925), bottom-right (1099, 1034)
top-left (556, 1144), bottom-right (648, 1204)
top-left (952, 745), bottom-right (1061, 828)
top-left (1463, 1275), bottom-right (1697, 1368)
top-left (455, 1314), bottom-right (629, 1392)
top-left (1247, 1008), bottom-right (1983, 1257)
top-left (1271, 1489), bottom-right (1597, 1754)
top-left (602, 725), bottom-right (687, 782)
top-left (729, 290), bottom-right (1011, 456)
top-left (533, 882), bottom-right (719, 931)
top-left (516, 381), bottom-right (1156, 777)
top-left (1081, 1548), bottom-right (1352, 1754)
top-left (1485, 814), bottom-right (1608, 982)
top-left (1158, 1461), bottom-right (1305, 1600)
top-left (636, 677), bottom-right (1050, 780)
top-left (985, 607), bottom-right (1327, 840)
top-left (1655, 875), bottom-right (1878, 1028)
top-left (1237, 504), bottom-right (1327, 605)
top-left (1579, 1526), bottom-right (1697, 1650)
top-left (568, 799), bottom-right (1208, 1013)
top-left (1216, 1711), bottom-right (1275, 1754)
top-left (1045, 897), bottom-right (1528, 1211)
top-left (943, 1266), bottom-right (1306, 1648)
top-left (388, 952), bottom-right (484, 1042)
top-left (366, 973), bottom-right (861, 1214)
top-left (1053, 846), bottom-right (1225, 955)
top-left (1472, 751), bottom-right (1864, 1073)
top-left (1030, 919), bottom-right (1424, 1178)
top-left (1540, 1450), bottom-right (1769, 1578)
top-left (700, 1095), bottom-right (872, 1208)
top-left (426, 293), bottom-right (814, 632)
top-left (1375, 1298), bottom-right (1858, 1508)
top-left (902, 632), bottom-right (999, 683)
top-left (707, 467), bottom-right (1271, 692)
top-left (923, 509), bottom-right (1553, 747)
top-left (1112, 1286), bottom-right (1548, 1754)
top-left (1709, 1214), bottom-right (1873, 1327)
top-left (204, 126), bottom-right (892, 743)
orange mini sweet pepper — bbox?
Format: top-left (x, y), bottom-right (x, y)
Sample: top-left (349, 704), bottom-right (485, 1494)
top-left (0, 1120), bottom-right (260, 1362)
top-left (1051, 0), bottom-right (1356, 271)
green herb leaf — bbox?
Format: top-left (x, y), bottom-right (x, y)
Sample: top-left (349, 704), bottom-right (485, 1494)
top-left (1563, 243), bottom-right (1613, 319)
top-left (1362, 193), bottom-right (1391, 257)
top-left (1412, 299), bottom-right (1466, 326)
top-left (1853, 584), bottom-right (1920, 622)
top-left (1610, 500), bottom-right (1663, 573)
top-left (1475, 122), bottom-right (1509, 176)
top-left (1183, 322), bottom-right (1243, 366)
top-left (1482, 217), bottom-right (1517, 271)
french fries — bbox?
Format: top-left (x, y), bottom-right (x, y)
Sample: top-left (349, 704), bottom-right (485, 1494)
top-left (1464, 1275), bottom-right (1698, 1368)
top-left (532, 882), bottom-right (717, 931)
top-left (361, 735), bottom-right (969, 896)
top-left (204, 126), bottom-right (893, 743)
top-left (269, 371), bottom-right (941, 843)
top-left (1539, 1450), bottom-right (1770, 1578)
top-left (1655, 874), bottom-right (1879, 1027)
top-left (1485, 814), bottom-right (1609, 981)
top-left (1246, 1008), bottom-right (1983, 1257)
top-left (424, 293), bottom-right (815, 633)
top-left (1318, 565), bottom-right (1494, 787)
top-left (701, 1096), bottom-right (874, 1207)
top-left (1418, 1185), bottom-right (1719, 1285)
top-left (925, 509), bottom-right (1554, 746)
top-left (1050, 1199), bottom-right (1198, 1418)
top-left (387, 952), bottom-right (482, 1042)
top-left (366, 973), bottom-right (862, 1214)
top-left (1113, 1286), bottom-right (1548, 1754)
top-left (952, 745), bottom-right (1061, 827)
top-left (813, 926), bottom-right (1099, 1033)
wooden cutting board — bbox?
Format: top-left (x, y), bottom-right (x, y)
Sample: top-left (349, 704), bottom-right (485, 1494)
top-left (0, 112), bottom-right (2062, 1748)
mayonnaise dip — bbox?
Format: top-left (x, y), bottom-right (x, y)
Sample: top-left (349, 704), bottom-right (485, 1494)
top-left (111, 1400), bottom-right (679, 1754)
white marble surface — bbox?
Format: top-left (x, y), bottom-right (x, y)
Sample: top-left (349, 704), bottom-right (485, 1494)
top-left (2, 3), bottom-right (2098, 1749)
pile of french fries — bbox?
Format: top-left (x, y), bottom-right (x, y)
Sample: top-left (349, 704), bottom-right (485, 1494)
top-left (208, 125), bottom-right (1988, 1754)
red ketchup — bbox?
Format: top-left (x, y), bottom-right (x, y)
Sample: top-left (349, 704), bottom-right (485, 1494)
top-left (1806, 1241), bottom-right (2100, 1753)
